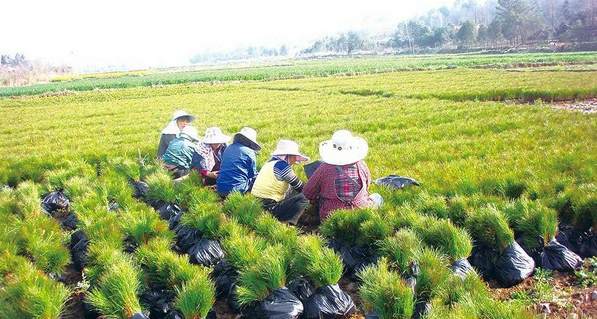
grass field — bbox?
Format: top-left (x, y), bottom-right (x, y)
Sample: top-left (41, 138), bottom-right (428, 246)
top-left (0, 53), bottom-right (596, 318)
top-left (1, 52), bottom-right (596, 97)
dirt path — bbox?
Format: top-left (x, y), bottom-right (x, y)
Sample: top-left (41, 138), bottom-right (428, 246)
top-left (550, 98), bottom-right (597, 114)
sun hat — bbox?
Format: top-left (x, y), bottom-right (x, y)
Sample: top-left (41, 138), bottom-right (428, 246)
top-left (234, 127), bottom-right (261, 151)
top-left (272, 140), bottom-right (309, 162)
top-left (171, 110), bottom-right (196, 122)
top-left (319, 130), bottom-right (368, 166)
top-left (178, 126), bottom-right (200, 142)
top-left (203, 127), bottom-right (231, 144)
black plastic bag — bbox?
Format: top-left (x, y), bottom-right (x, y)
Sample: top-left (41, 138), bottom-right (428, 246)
top-left (141, 289), bottom-right (176, 319)
top-left (173, 224), bottom-right (202, 253)
top-left (374, 175), bottom-right (420, 189)
top-left (124, 235), bottom-right (139, 254)
top-left (495, 242), bottom-right (535, 287)
top-left (168, 210), bottom-right (184, 230)
top-left (132, 180), bottom-right (149, 199)
top-left (579, 233), bottom-right (597, 258)
top-left (259, 287), bottom-right (303, 319)
top-left (413, 301), bottom-right (431, 319)
top-left (328, 240), bottom-right (374, 276)
top-left (469, 246), bottom-right (496, 280)
top-left (451, 259), bottom-right (474, 278)
top-left (130, 313), bottom-right (149, 319)
top-left (108, 201), bottom-right (120, 212)
top-left (164, 310), bottom-right (183, 319)
top-left (70, 230), bottom-right (89, 271)
top-left (302, 284), bottom-right (356, 319)
top-left (541, 239), bottom-right (583, 272)
top-left (287, 277), bottom-right (314, 303)
top-left (158, 203), bottom-right (182, 221)
top-left (61, 213), bottom-right (79, 230)
top-left (189, 239), bottom-right (225, 267)
top-left (41, 190), bottom-right (70, 215)
top-left (212, 260), bottom-right (238, 299)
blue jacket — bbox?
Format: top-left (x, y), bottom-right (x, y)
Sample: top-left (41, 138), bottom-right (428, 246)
top-left (216, 142), bottom-right (258, 196)
top-left (162, 137), bottom-right (204, 170)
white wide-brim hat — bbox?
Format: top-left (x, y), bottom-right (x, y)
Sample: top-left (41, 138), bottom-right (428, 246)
top-left (234, 127), bottom-right (261, 151)
top-left (171, 110), bottom-right (196, 122)
top-left (272, 139), bottom-right (309, 162)
top-left (319, 130), bottom-right (368, 166)
top-left (203, 127), bottom-right (230, 144)
top-left (179, 126), bottom-right (200, 142)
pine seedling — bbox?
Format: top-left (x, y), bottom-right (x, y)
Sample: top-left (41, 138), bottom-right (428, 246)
top-left (505, 199), bottom-right (558, 249)
top-left (175, 274), bottom-right (216, 319)
top-left (413, 191), bottom-right (449, 219)
top-left (14, 181), bottom-right (42, 217)
top-left (236, 245), bottom-right (288, 305)
top-left (292, 235), bottom-right (343, 287)
top-left (0, 253), bottom-right (70, 319)
top-left (222, 229), bottom-right (268, 269)
top-left (320, 208), bottom-right (376, 246)
top-left (182, 201), bottom-right (227, 239)
top-left (388, 204), bottom-right (423, 230)
top-left (15, 215), bottom-right (70, 274)
top-left (415, 248), bottom-right (451, 301)
top-left (378, 228), bottom-right (422, 274)
top-left (466, 205), bottom-right (514, 253)
top-left (145, 170), bottom-right (178, 204)
top-left (87, 256), bottom-right (143, 319)
top-left (136, 237), bottom-right (197, 287)
top-left (419, 218), bottom-right (473, 262)
top-left (110, 158), bottom-right (142, 181)
top-left (63, 176), bottom-right (96, 202)
top-left (254, 213), bottom-right (299, 248)
top-left (122, 207), bottom-right (172, 245)
top-left (447, 195), bottom-right (471, 227)
top-left (358, 257), bottom-right (415, 319)
top-left (222, 192), bottom-right (264, 225)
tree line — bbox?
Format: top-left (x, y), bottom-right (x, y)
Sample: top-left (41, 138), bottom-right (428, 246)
top-left (301, 0), bottom-right (596, 55)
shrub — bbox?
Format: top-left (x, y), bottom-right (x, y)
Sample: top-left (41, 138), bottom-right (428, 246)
top-left (292, 235), bottom-right (343, 287)
top-left (358, 257), bottom-right (414, 319)
top-left (466, 206), bottom-right (514, 253)
top-left (236, 245), bottom-right (288, 305)
top-left (222, 192), bottom-right (264, 225)
top-left (378, 229), bottom-right (422, 274)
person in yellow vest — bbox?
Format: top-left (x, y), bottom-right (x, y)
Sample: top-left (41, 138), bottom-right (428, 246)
top-left (252, 140), bottom-right (310, 225)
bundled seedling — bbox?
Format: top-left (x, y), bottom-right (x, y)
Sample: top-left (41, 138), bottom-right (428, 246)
top-left (145, 169), bottom-right (180, 206)
top-left (378, 228), bottom-right (422, 274)
top-left (121, 204), bottom-right (172, 247)
top-left (235, 245), bottom-right (289, 305)
top-left (0, 252), bottom-right (71, 319)
top-left (418, 217), bottom-right (473, 263)
top-left (13, 180), bottom-right (43, 217)
top-left (466, 205), bottom-right (515, 253)
top-left (222, 192), bottom-right (264, 225)
top-left (358, 257), bottom-right (415, 319)
top-left (414, 248), bottom-right (452, 302)
top-left (292, 235), bottom-right (344, 288)
top-left (412, 191), bottom-right (449, 219)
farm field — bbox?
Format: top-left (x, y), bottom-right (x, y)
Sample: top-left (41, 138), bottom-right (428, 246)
top-left (0, 54), bottom-right (596, 319)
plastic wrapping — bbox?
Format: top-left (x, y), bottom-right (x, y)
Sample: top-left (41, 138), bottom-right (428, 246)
top-left (259, 287), bottom-right (304, 319)
top-left (302, 284), bottom-right (356, 319)
top-left (41, 190), bottom-right (70, 215)
top-left (495, 242), bottom-right (535, 287)
top-left (287, 277), bottom-right (315, 303)
top-left (70, 230), bottom-right (89, 271)
top-left (374, 175), bottom-right (420, 189)
top-left (132, 180), bottom-right (149, 199)
top-left (212, 260), bottom-right (237, 299)
top-left (189, 239), bottom-right (225, 267)
top-left (451, 259), bottom-right (474, 278)
top-left (157, 203), bottom-right (182, 221)
top-left (541, 239), bottom-right (583, 272)
top-left (173, 224), bottom-right (202, 253)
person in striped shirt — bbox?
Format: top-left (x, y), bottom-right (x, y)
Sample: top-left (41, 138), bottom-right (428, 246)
top-left (251, 140), bottom-right (309, 225)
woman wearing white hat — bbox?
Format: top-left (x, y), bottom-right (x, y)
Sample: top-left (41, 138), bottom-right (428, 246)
top-left (200, 127), bottom-right (231, 185)
top-left (162, 126), bottom-right (214, 179)
top-left (252, 140), bottom-right (310, 225)
top-left (304, 130), bottom-right (383, 220)
top-left (157, 110), bottom-right (196, 158)
top-left (216, 127), bottom-right (261, 197)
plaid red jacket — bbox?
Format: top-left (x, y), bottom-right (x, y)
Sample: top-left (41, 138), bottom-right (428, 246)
top-left (303, 160), bottom-right (373, 219)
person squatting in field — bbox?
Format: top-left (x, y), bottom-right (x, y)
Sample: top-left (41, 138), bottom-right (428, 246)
top-left (200, 127), bottom-right (230, 186)
top-left (157, 110), bottom-right (195, 158)
top-left (304, 130), bottom-right (383, 220)
top-left (161, 126), bottom-right (216, 179)
top-left (251, 140), bottom-right (310, 225)
top-left (216, 127), bottom-right (261, 197)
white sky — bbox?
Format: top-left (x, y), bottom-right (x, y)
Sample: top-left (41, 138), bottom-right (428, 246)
top-left (1, 0), bottom-right (455, 70)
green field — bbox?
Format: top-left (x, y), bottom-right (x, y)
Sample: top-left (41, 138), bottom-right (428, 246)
top-left (1, 54), bottom-right (596, 318)
top-left (1, 52), bottom-right (596, 97)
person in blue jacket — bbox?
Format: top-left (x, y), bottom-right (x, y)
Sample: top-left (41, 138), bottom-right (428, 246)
top-left (216, 127), bottom-right (261, 197)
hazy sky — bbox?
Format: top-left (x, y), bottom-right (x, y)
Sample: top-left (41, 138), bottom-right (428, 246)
top-left (2, 0), bottom-right (455, 70)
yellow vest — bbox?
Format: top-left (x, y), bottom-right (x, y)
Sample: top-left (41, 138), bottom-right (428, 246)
top-left (251, 160), bottom-right (289, 202)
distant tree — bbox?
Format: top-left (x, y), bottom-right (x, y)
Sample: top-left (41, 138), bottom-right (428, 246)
top-left (279, 45), bottom-right (288, 56)
top-left (487, 19), bottom-right (505, 46)
top-left (0, 55), bottom-right (10, 65)
top-left (426, 27), bottom-right (453, 47)
top-left (495, 0), bottom-right (541, 44)
top-left (345, 32), bottom-right (364, 54)
top-left (456, 21), bottom-right (477, 47)
top-left (477, 24), bottom-right (489, 45)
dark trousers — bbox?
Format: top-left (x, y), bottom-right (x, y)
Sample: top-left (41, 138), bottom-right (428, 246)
top-left (260, 193), bottom-right (309, 225)
top-left (167, 166), bottom-right (189, 179)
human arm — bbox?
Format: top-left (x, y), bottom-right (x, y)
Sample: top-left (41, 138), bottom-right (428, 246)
top-left (273, 160), bottom-right (304, 192)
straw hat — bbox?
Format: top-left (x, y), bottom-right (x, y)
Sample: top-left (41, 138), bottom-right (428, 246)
top-left (203, 127), bottom-right (231, 144)
top-left (171, 110), bottom-right (196, 122)
top-left (179, 126), bottom-right (200, 142)
top-left (272, 140), bottom-right (309, 162)
top-left (234, 127), bottom-right (261, 151)
top-left (319, 130), bottom-right (368, 166)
